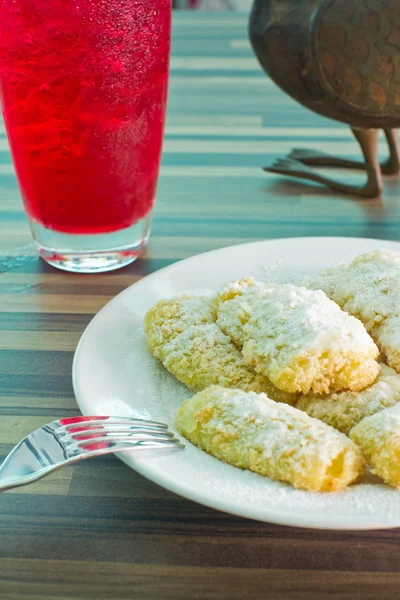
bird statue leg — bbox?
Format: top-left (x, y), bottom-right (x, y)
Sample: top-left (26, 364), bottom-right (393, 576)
top-left (266, 128), bottom-right (383, 198)
top-left (264, 129), bottom-right (382, 198)
top-left (280, 129), bottom-right (400, 176)
top-left (381, 129), bottom-right (400, 175)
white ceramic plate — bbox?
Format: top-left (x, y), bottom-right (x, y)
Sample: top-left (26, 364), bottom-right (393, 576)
top-left (73, 236), bottom-right (400, 530)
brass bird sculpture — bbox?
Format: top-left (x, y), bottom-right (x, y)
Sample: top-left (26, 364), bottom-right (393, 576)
top-left (249, 0), bottom-right (400, 197)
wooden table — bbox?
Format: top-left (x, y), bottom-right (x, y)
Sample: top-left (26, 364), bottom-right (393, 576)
top-left (1, 12), bottom-right (400, 600)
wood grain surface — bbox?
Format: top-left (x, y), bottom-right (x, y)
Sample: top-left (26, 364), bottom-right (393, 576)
top-left (1, 12), bottom-right (400, 600)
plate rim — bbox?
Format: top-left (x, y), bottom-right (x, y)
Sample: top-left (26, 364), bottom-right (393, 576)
top-left (72, 236), bottom-right (400, 531)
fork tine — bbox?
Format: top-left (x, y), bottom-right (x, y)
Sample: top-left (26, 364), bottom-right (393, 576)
top-left (57, 418), bottom-right (168, 434)
top-left (63, 428), bottom-right (176, 444)
top-left (130, 439), bottom-right (185, 449)
top-left (88, 439), bottom-right (185, 452)
top-left (74, 428), bottom-right (174, 437)
top-left (68, 435), bottom-right (183, 454)
top-left (57, 424), bottom-right (172, 440)
top-left (65, 430), bottom-right (179, 448)
top-left (75, 435), bottom-right (182, 445)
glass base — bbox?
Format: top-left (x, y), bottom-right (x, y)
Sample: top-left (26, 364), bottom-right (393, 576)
top-left (29, 213), bottom-right (152, 273)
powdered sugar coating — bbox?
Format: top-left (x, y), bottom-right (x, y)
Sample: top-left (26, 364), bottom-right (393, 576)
top-left (312, 250), bottom-right (400, 372)
top-left (351, 403), bottom-right (400, 487)
top-left (297, 364), bottom-right (400, 434)
top-left (143, 294), bottom-right (215, 358)
top-left (176, 386), bottom-right (365, 492)
top-left (144, 294), bottom-right (296, 404)
top-left (215, 280), bottom-right (379, 394)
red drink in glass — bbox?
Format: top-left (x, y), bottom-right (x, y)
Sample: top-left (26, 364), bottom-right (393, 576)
top-left (0, 0), bottom-right (171, 272)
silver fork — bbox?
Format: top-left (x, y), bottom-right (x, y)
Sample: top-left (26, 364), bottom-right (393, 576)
top-left (0, 415), bottom-right (184, 492)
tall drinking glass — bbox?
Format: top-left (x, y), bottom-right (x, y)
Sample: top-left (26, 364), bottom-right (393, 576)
top-left (0, 0), bottom-right (171, 272)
